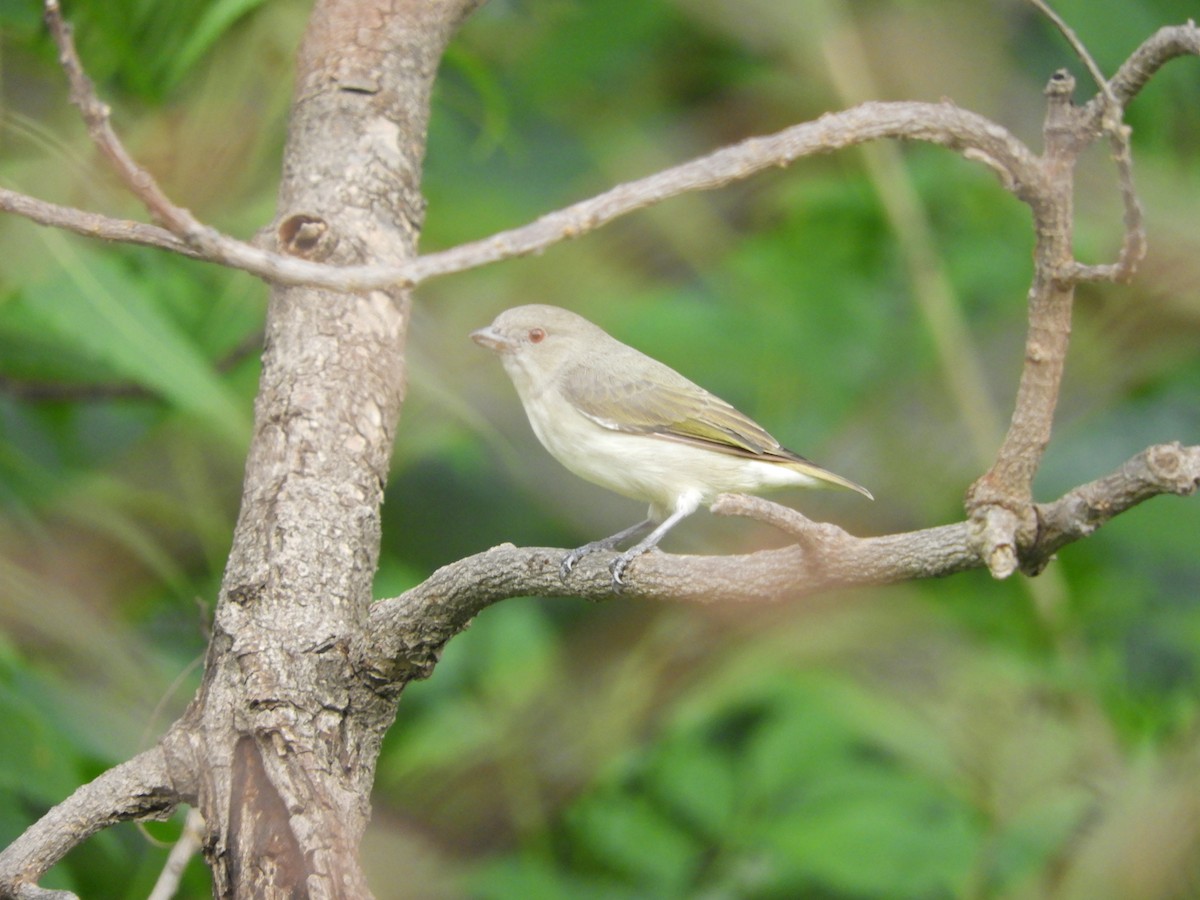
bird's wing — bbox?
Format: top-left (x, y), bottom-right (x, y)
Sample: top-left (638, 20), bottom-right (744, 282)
top-left (559, 347), bottom-right (874, 499)
top-left (559, 349), bottom-right (791, 459)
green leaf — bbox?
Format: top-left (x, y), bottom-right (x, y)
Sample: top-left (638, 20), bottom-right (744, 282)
top-left (21, 238), bottom-right (249, 445)
top-left (469, 854), bottom-right (628, 900)
top-left (166, 0), bottom-right (269, 88)
top-left (0, 680), bottom-right (84, 804)
top-left (644, 738), bottom-right (736, 838)
top-left (758, 770), bottom-right (975, 897)
top-left (566, 792), bottom-right (700, 890)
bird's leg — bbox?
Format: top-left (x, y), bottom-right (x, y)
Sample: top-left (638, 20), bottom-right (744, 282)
top-left (560, 518), bottom-right (655, 579)
top-left (607, 507), bottom-right (692, 589)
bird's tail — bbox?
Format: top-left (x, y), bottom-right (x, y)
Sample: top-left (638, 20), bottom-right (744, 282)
top-left (788, 458), bottom-right (874, 500)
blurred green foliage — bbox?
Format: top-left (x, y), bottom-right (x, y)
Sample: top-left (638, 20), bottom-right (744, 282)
top-left (2, 0), bottom-right (1200, 897)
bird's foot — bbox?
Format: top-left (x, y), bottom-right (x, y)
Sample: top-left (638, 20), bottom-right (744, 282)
top-left (559, 541), bottom-right (609, 580)
top-left (560, 542), bottom-right (644, 591)
top-left (561, 520), bottom-right (657, 585)
top-left (607, 551), bottom-right (639, 592)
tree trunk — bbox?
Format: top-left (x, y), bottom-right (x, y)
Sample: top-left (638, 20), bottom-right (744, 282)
top-left (185, 1), bottom-right (478, 894)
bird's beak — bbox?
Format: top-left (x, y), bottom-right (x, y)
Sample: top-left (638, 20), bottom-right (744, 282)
top-left (470, 326), bottom-right (509, 353)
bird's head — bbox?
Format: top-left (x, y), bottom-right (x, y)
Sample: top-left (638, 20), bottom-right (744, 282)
top-left (471, 304), bottom-right (603, 385)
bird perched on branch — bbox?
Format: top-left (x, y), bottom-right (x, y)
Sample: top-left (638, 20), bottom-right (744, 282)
top-left (472, 304), bottom-right (872, 589)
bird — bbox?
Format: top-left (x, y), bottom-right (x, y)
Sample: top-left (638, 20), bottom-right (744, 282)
top-left (471, 304), bottom-right (872, 589)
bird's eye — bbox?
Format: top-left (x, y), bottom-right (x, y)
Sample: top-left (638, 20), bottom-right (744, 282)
top-left (528, 328), bottom-right (546, 343)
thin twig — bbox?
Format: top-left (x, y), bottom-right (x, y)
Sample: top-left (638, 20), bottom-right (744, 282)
top-left (1108, 129), bottom-right (1147, 281)
top-left (1078, 22), bottom-right (1200, 284)
top-left (1104, 22), bottom-right (1200, 109)
top-left (15, 4), bottom-right (1045, 297)
top-left (0, 375), bottom-right (149, 402)
top-left (1024, 0), bottom-right (1116, 106)
top-left (146, 808), bottom-right (204, 900)
top-left (43, 0), bottom-right (209, 243)
top-left (0, 188), bottom-right (199, 257)
top-left (0, 99), bottom-right (1043, 293)
top-left (1025, 0), bottom-right (1147, 283)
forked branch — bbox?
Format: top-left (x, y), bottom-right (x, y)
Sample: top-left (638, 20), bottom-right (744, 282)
top-left (962, 17), bottom-right (1200, 574)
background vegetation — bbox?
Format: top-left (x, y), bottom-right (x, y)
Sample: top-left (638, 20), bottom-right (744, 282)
top-left (1, 0), bottom-right (1198, 896)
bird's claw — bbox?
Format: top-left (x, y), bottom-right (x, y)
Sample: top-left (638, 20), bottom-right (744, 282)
top-left (559, 543), bottom-right (602, 580)
top-left (608, 555), bottom-right (633, 592)
top-left (559, 544), bottom-right (635, 592)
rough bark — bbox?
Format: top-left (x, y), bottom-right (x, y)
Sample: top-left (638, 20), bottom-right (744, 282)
top-left (180, 1), bottom-right (481, 895)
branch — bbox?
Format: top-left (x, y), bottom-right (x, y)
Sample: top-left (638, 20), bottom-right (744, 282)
top-left (404, 100), bottom-right (1046, 281)
top-left (44, 0), bottom-right (217, 250)
top-left (1078, 23), bottom-right (1200, 283)
top-left (20, 6), bottom-right (1192, 306)
top-left (357, 444), bottom-right (1199, 685)
top-left (961, 20), bottom-right (1194, 573)
top-left (1030, 1), bottom-right (1152, 287)
top-left (10, 3), bottom-right (1048, 293)
top-left (1047, 21), bottom-right (1200, 292)
top-left (0, 188), bottom-right (198, 258)
top-left (0, 746), bottom-right (182, 897)
top-left (2, 101), bottom-right (1045, 296)
top-left (960, 23), bottom-right (1200, 573)
top-left (963, 20), bottom-right (1198, 572)
top-left (1027, 442), bottom-right (1200, 573)
top-left (1104, 22), bottom-right (1200, 110)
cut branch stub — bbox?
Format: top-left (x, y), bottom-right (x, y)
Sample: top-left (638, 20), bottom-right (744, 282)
top-left (278, 214), bottom-right (333, 259)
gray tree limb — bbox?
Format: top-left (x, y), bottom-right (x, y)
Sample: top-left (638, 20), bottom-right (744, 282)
top-left (0, 746), bottom-right (181, 899)
top-left (358, 443), bottom-right (1199, 683)
top-left (2, 20), bottom-right (1194, 297)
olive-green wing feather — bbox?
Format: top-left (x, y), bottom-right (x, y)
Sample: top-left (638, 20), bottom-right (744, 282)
top-left (558, 344), bottom-right (873, 498)
top-left (558, 346), bottom-right (778, 451)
